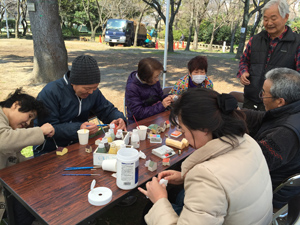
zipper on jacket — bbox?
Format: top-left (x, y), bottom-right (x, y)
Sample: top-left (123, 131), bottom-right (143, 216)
top-left (76, 96), bottom-right (82, 117)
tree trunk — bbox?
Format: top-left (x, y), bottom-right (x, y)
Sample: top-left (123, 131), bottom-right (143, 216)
top-left (185, 3), bottom-right (194, 51)
top-left (230, 21), bottom-right (238, 53)
top-left (134, 21), bottom-right (140, 47)
top-left (208, 21), bottom-right (217, 51)
top-left (28, 0), bottom-right (68, 83)
top-left (15, 0), bottom-right (20, 38)
top-left (250, 10), bottom-right (262, 37)
top-left (193, 17), bottom-right (199, 50)
top-left (21, 19), bottom-right (27, 36)
top-left (167, 25), bottom-right (174, 52)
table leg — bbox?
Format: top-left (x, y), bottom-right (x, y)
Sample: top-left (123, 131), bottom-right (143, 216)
top-left (3, 187), bottom-right (16, 225)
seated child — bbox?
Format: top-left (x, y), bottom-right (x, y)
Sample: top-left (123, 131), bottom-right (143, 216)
top-left (169, 55), bottom-right (213, 95)
top-left (125, 57), bottom-right (175, 124)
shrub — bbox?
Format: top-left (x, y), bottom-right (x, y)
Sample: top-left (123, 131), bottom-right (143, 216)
top-left (62, 27), bottom-right (79, 37)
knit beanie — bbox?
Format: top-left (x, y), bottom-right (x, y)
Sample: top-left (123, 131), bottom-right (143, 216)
top-left (69, 55), bottom-right (101, 85)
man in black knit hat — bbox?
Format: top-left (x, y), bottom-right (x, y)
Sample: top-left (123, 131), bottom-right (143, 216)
top-left (34, 55), bottom-right (127, 156)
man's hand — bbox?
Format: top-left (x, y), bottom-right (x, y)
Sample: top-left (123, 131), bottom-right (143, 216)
top-left (80, 122), bottom-right (98, 134)
top-left (111, 118), bottom-right (127, 131)
top-left (240, 72), bottom-right (250, 85)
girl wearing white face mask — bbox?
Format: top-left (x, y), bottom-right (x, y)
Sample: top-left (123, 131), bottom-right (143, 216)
top-left (170, 56), bottom-right (213, 95)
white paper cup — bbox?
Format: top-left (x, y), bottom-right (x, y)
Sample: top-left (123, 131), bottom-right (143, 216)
top-left (137, 125), bottom-right (148, 141)
top-left (77, 129), bottom-right (89, 145)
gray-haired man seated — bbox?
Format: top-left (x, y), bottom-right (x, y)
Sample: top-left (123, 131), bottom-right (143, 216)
top-left (244, 67), bottom-right (300, 209)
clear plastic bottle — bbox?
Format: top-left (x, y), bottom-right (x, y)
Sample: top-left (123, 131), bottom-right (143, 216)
top-left (109, 123), bottom-right (117, 135)
top-left (131, 129), bottom-right (140, 149)
top-left (108, 142), bottom-right (118, 154)
top-left (105, 132), bottom-right (112, 143)
top-left (115, 129), bottom-right (123, 140)
top-left (96, 142), bottom-right (106, 153)
top-left (102, 137), bottom-right (110, 152)
top-left (109, 128), bottom-right (115, 141)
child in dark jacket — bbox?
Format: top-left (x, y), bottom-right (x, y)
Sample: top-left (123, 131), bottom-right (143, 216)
top-left (125, 58), bottom-right (175, 124)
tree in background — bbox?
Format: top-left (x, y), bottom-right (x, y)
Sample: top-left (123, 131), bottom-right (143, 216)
top-left (133, 1), bottom-right (150, 47)
top-left (20, 0), bottom-right (28, 36)
top-left (184, 0), bottom-right (195, 51)
top-left (27, 0), bottom-right (68, 82)
top-left (235, 0), bottom-right (269, 59)
top-left (14, 0), bottom-right (19, 38)
top-left (192, 0), bottom-right (209, 50)
top-left (142, 0), bottom-right (182, 52)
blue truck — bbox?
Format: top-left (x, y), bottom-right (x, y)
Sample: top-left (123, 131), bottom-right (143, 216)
top-left (104, 19), bottom-right (147, 47)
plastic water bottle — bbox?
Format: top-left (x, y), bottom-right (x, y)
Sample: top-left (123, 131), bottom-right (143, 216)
top-left (131, 129), bottom-right (140, 148)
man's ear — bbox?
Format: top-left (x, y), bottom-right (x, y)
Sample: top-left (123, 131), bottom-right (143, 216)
top-left (277, 97), bottom-right (286, 108)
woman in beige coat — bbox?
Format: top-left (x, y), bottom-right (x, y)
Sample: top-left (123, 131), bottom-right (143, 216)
top-left (139, 88), bottom-right (273, 225)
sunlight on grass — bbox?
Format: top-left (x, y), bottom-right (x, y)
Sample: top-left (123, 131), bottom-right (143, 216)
top-left (21, 146), bottom-right (33, 158)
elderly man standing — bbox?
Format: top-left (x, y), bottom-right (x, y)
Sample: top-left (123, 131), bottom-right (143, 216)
top-left (34, 55), bottom-right (126, 156)
top-left (244, 68), bottom-right (300, 209)
top-left (237, 0), bottom-right (300, 110)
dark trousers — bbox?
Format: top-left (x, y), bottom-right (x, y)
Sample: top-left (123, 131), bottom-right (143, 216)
top-left (243, 97), bottom-right (265, 111)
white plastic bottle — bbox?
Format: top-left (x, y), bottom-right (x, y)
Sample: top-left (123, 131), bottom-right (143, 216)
top-left (131, 129), bottom-right (140, 148)
top-left (109, 128), bottom-right (115, 141)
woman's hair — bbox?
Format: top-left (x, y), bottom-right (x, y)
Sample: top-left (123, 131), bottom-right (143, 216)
top-left (169, 88), bottom-right (248, 147)
top-left (137, 57), bottom-right (163, 83)
top-left (0, 88), bottom-right (48, 120)
top-left (187, 56), bottom-right (208, 74)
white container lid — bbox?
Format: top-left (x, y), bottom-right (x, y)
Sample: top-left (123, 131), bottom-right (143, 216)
top-left (88, 179), bottom-right (112, 206)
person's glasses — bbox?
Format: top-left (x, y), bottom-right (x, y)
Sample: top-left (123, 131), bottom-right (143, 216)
top-left (259, 90), bottom-right (275, 99)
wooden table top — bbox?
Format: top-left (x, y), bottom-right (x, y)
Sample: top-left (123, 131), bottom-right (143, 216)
top-left (0, 111), bottom-right (195, 225)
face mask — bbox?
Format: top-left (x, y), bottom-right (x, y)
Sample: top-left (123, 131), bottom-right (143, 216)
top-left (192, 74), bottom-right (206, 84)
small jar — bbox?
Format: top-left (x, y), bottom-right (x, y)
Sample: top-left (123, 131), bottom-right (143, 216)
top-left (131, 129), bottom-right (140, 149)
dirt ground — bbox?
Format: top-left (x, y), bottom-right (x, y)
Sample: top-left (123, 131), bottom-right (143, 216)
top-left (0, 38), bottom-right (243, 113)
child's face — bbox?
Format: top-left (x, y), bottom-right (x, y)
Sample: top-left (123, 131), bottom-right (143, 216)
top-left (9, 103), bottom-right (37, 129)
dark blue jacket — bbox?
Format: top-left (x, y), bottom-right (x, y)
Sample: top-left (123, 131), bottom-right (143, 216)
top-left (245, 100), bottom-right (300, 207)
top-left (125, 71), bottom-right (168, 124)
top-left (35, 72), bottom-right (126, 155)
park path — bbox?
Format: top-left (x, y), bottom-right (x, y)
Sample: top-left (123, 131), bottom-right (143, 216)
top-left (0, 39), bottom-right (243, 112)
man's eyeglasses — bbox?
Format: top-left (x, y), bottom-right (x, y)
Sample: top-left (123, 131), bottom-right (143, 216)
top-left (259, 90), bottom-right (275, 99)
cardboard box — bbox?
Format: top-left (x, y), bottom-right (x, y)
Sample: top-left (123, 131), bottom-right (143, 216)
top-left (93, 149), bottom-right (117, 166)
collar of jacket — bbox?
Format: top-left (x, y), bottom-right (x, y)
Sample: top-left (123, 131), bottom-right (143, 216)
top-left (63, 71), bottom-right (78, 95)
top-left (264, 99), bottom-right (300, 120)
top-left (259, 25), bottom-right (295, 42)
top-left (181, 134), bottom-right (246, 178)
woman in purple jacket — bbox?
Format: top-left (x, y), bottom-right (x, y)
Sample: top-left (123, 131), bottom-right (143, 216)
top-left (125, 58), bottom-right (174, 124)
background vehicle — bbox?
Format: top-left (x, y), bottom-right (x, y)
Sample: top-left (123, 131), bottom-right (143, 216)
top-left (104, 19), bottom-right (147, 47)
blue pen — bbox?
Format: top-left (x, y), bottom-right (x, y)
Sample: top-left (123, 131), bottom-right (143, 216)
top-left (62, 174), bottom-right (101, 176)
